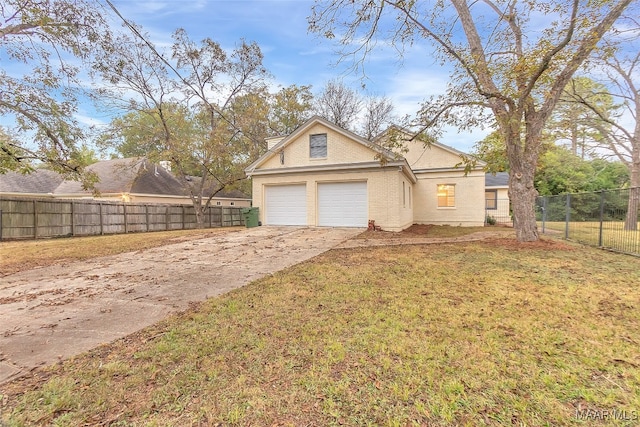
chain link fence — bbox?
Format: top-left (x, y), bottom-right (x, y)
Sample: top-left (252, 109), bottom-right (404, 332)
top-left (536, 188), bottom-right (640, 256)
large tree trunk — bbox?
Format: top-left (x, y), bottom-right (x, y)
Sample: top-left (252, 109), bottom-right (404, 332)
top-left (509, 170), bottom-right (540, 242)
top-left (194, 206), bottom-right (207, 229)
top-left (504, 121), bottom-right (541, 242)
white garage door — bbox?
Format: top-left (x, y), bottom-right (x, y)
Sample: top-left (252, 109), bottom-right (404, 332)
top-left (265, 184), bottom-right (307, 225)
top-left (318, 181), bottom-right (368, 227)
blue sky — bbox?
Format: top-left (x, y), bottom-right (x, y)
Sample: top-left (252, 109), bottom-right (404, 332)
top-left (103, 0), bottom-right (487, 152)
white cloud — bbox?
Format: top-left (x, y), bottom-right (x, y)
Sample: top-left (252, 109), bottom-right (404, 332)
top-left (74, 113), bottom-right (108, 128)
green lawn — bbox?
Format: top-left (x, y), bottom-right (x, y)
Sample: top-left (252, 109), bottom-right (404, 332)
top-left (2, 237), bottom-right (640, 426)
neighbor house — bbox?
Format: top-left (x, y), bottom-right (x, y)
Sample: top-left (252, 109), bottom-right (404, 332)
top-left (245, 116), bottom-right (486, 231)
top-left (485, 172), bottom-right (511, 223)
top-left (0, 158), bottom-right (251, 207)
top-left (0, 169), bottom-right (64, 196)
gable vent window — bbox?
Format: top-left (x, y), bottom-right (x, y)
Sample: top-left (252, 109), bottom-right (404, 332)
top-left (310, 133), bottom-right (327, 158)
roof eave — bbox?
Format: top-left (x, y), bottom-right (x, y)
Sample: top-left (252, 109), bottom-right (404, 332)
top-left (245, 116), bottom-right (395, 174)
top-left (248, 160), bottom-right (410, 177)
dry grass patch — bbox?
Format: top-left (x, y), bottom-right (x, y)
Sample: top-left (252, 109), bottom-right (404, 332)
top-left (2, 238), bottom-right (639, 426)
top-left (0, 227), bottom-right (242, 276)
top-left (540, 221), bottom-right (640, 255)
top-left (357, 224), bottom-right (511, 240)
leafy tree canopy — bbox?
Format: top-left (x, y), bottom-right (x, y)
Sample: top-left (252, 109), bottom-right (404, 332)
top-left (0, 0), bottom-right (112, 181)
top-left (309, 0), bottom-right (635, 241)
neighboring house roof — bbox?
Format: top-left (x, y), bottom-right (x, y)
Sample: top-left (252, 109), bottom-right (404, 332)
top-left (0, 169), bottom-right (64, 194)
top-left (182, 175), bottom-right (250, 199)
top-left (485, 172), bottom-right (509, 188)
top-left (1, 158), bottom-right (250, 200)
top-left (54, 157), bottom-right (186, 196)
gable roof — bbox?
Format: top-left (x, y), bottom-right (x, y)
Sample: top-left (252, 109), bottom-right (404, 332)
top-left (485, 172), bottom-right (509, 187)
top-left (373, 125), bottom-right (486, 171)
top-left (245, 115), bottom-right (398, 173)
top-left (0, 169), bottom-right (64, 194)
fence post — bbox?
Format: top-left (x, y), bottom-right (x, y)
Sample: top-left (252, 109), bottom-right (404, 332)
top-left (124, 203), bottom-right (128, 234)
top-left (565, 193), bottom-right (571, 239)
top-left (598, 190), bottom-right (605, 247)
top-left (182, 205), bottom-right (186, 230)
top-left (542, 196), bottom-right (547, 234)
top-left (145, 204), bottom-right (150, 232)
top-left (166, 206), bottom-right (170, 231)
top-left (33, 199), bottom-right (38, 239)
top-left (71, 200), bottom-right (75, 236)
top-left (99, 202), bottom-right (104, 235)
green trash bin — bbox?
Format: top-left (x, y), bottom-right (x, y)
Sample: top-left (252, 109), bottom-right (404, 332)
top-left (242, 207), bottom-right (259, 228)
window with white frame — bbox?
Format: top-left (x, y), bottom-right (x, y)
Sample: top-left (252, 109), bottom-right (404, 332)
top-left (309, 133), bottom-right (327, 158)
top-left (485, 190), bottom-right (497, 210)
top-left (437, 184), bottom-right (456, 208)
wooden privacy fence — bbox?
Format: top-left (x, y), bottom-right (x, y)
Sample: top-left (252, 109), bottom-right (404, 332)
top-left (0, 197), bottom-right (245, 240)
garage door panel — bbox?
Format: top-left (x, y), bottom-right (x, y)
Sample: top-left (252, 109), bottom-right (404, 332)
top-left (318, 181), bottom-right (367, 227)
top-left (265, 184), bottom-right (306, 225)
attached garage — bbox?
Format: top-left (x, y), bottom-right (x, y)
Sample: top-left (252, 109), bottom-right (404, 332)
top-left (264, 184), bottom-right (307, 225)
top-left (317, 181), bottom-right (368, 227)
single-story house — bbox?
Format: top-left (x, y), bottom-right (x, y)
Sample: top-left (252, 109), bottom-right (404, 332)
top-left (245, 116), bottom-right (486, 231)
top-left (485, 172), bottom-right (511, 223)
top-left (0, 158), bottom-right (251, 207)
top-left (0, 169), bottom-right (64, 195)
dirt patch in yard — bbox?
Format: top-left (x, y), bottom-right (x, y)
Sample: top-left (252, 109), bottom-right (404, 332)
top-left (0, 227), bottom-right (362, 386)
top-left (0, 228), bottom-right (237, 277)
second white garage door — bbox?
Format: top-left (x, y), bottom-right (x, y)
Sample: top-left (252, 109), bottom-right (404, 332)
top-left (265, 184), bottom-right (307, 225)
top-left (317, 181), bottom-right (368, 227)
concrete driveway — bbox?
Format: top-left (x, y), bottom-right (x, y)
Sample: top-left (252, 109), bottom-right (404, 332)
top-left (0, 226), bottom-right (362, 385)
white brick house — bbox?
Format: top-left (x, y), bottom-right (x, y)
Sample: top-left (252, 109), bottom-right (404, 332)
top-left (245, 116), bottom-right (485, 231)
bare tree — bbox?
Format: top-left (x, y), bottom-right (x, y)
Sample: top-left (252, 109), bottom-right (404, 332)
top-left (315, 80), bottom-right (362, 130)
top-left (310, 0), bottom-right (635, 241)
top-left (361, 96), bottom-right (395, 140)
top-left (96, 29), bottom-right (269, 227)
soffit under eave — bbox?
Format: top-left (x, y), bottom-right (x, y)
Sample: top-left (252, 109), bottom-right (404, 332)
top-left (400, 160), bottom-right (417, 184)
top-left (247, 160), bottom-right (412, 177)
